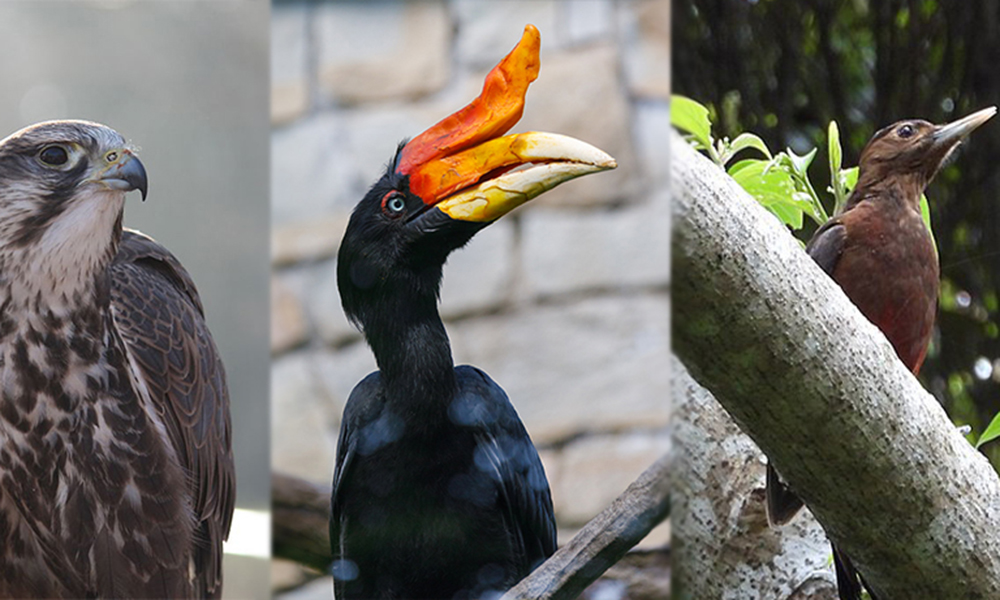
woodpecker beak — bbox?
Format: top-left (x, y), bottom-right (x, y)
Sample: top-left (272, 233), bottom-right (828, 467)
top-left (397, 24), bottom-right (616, 224)
top-left (95, 150), bottom-right (148, 201)
top-left (933, 107), bottom-right (996, 148)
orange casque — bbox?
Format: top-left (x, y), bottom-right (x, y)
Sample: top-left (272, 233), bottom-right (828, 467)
top-left (397, 24), bottom-right (542, 204)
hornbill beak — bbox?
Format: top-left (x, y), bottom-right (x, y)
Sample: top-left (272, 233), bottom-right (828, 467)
top-left (94, 149), bottom-right (149, 201)
top-left (932, 106), bottom-right (996, 148)
top-left (397, 24), bottom-right (616, 224)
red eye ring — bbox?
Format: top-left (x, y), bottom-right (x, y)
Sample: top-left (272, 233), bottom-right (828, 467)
top-left (381, 191), bottom-right (406, 218)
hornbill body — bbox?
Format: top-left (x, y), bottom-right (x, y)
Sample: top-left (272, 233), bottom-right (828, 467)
top-left (765, 107), bottom-right (996, 600)
top-left (331, 26), bottom-right (616, 599)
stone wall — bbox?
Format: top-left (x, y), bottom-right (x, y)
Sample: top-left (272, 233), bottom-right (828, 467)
top-left (271, 0), bottom-right (670, 595)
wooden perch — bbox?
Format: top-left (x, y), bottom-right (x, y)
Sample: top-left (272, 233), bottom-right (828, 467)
top-left (500, 454), bottom-right (670, 600)
top-left (272, 472), bottom-right (333, 573)
top-left (670, 130), bottom-right (1000, 598)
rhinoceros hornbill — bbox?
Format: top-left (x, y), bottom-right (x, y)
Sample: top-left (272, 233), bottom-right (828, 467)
top-left (330, 25), bottom-right (616, 600)
top-left (765, 107), bottom-right (996, 600)
top-left (0, 120), bottom-right (234, 598)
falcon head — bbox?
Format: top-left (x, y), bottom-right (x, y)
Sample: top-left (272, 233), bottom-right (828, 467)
top-left (0, 120), bottom-right (148, 308)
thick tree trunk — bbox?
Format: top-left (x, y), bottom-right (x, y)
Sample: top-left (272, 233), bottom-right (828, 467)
top-left (670, 130), bottom-right (1000, 598)
top-left (673, 355), bottom-right (836, 600)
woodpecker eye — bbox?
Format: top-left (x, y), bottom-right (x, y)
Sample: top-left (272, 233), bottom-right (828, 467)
top-left (897, 124), bottom-right (915, 139)
top-left (38, 145), bottom-right (69, 166)
top-left (382, 191), bottom-right (407, 218)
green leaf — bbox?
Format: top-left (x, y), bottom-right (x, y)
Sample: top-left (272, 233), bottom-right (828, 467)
top-left (976, 412), bottom-right (1000, 449)
top-left (727, 132), bottom-right (772, 161)
top-left (919, 194), bottom-right (938, 251)
top-left (828, 121), bottom-right (847, 213)
top-left (841, 166), bottom-right (859, 191)
top-left (671, 95), bottom-right (713, 150)
top-left (786, 147), bottom-right (818, 175)
top-left (729, 159), bottom-right (811, 229)
top-left (828, 121), bottom-right (843, 176)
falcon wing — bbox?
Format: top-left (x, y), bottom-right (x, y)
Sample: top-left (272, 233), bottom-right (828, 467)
top-left (109, 229), bottom-right (235, 598)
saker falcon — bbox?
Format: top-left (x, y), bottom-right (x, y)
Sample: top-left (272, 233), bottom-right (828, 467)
top-left (0, 120), bottom-right (234, 598)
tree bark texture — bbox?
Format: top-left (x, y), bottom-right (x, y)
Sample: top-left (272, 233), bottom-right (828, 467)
top-left (670, 130), bottom-right (1000, 599)
top-left (673, 355), bottom-right (837, 600)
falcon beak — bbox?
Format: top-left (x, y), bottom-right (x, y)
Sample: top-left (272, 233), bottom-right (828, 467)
top-left (96, 150), bottom-right (148, 201)
top-left (397, 24), bottom-right (616, 224)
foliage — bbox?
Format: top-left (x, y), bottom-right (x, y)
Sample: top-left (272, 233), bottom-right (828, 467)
top-left (672, 94), bottom-right (826, 231)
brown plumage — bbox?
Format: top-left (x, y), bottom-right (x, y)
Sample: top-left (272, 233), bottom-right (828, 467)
top-left (0, 120), bottom-right (233, 598)
top-left (765, 107), bottom-right (995, 600)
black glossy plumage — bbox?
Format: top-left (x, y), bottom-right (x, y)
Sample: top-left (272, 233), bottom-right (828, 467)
top-left (331, 154), bottom-right (556, 599)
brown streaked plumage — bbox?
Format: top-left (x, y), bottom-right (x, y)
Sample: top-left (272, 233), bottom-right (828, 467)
top-left (765, 107), bottom-right (995, 600)
top-left (0, 120), bottom-right (233, 598)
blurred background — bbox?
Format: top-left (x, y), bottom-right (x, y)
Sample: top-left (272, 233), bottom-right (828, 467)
top-left (675, 0), bottom-right (1000, 469)
top-left (270, 0), bottom-right (670, 597)
top-left (0, 2), bottom-right (270, 598)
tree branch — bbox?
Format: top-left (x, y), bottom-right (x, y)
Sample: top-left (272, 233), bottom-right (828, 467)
top-left (670, 130), bottom-right (1000, 598)
top-left (500, 454), bottom-right (670, 600)
top-left (272, 472), bottom-right (332, 573)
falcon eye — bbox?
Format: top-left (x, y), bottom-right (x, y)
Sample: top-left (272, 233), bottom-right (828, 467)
top-left (381, 191), bottom-right (407, 218)
top-left (105, 151), bottom-right (118, 163)
top-left (38, 145), bottom-right (69, 166)
top-left (897, 124), bottom-right (915, 139)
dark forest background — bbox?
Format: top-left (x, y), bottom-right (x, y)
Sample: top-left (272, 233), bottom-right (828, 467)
top-left (674, 0), bottom-right (1000, 467)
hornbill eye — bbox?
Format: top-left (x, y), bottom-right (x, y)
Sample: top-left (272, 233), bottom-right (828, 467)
top-left (38, 145), bottom-right (69, 166)
top-left (382, 191), bottom-right (407, 218)
top-left (897, 124), bottom-right (915, 139)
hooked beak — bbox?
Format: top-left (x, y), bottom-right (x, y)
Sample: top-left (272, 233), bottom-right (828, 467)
top-left (397, 24), bottom-right (616, 224)
top-left (95, 150), bottom-right (148, 201)
top-left (933, 106), bottom-right (996, 148)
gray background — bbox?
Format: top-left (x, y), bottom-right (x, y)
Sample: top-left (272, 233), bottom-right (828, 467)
top-left (0, 2), bottom-right (270, 598)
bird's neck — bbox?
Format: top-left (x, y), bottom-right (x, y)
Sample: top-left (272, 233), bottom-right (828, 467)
top-left (363, 293), bottom-right (458, 407)
top-left (849, 169), bottom-right (927, 214)
top-left (0, 207), bottom-right (121, 322)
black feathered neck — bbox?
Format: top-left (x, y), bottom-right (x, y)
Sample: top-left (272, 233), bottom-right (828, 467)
top-left (337, 155), bottom-right (486, 404)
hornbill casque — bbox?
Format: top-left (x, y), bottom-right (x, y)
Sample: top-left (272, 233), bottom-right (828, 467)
top-left (765, 106), bottom-right (996, 600)
top-left (330, 25), bottom-right (617, 599)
